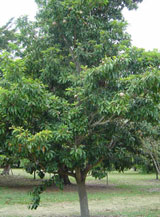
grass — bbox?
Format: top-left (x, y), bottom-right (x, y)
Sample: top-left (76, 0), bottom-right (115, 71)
top-left (0, 169), bottom-right (160, 216)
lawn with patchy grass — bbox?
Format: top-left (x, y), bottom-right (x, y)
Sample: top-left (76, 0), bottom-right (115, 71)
top-left (0, 169), bottom-right (160, 217)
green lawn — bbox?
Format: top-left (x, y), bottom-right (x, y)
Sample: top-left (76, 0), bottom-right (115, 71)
top-left (0, 169), bottom-right (160, 217)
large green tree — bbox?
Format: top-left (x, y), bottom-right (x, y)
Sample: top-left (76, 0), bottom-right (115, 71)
top-left (1, 0), bottom-right (160, 217)
top-left (8, 50), bottom-right (160, 217)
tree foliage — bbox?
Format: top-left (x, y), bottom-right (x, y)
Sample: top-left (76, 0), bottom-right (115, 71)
top-left (0, 18), bottom-right (16, 52)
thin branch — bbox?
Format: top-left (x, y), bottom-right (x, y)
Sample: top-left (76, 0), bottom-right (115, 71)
top-left (150, 152), bottom-right (160, 174)
top-left (108, 139), bottom-right (116, 149)
top-left (58, 169), bottom-right (75, 178)
top-left (150, 141), bottom-right (160, 169)
top-left (69, 47), bottom-right (81, 73)
top-left (88, 112), bottom-right (98, 125)
top-left (91, 116), bottom-right (105, 127)
top-left (59, 26), bottom-right (81, 74)
top-left (83, 157), bottom-right (104, 176)
top-left (91, 115), bottom-right (115, 128)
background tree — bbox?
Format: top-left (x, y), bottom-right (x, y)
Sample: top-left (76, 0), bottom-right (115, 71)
top-left (139, 125), bottom-right (160, 180)
top-left (0, 53), bottom-right (57, 177)
top-left (123, 47), bottom-right (160, 178)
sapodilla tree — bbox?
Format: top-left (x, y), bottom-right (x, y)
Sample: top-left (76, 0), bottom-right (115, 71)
top-left (8, 0), bottom-right (160, 217)
top-left (9, 53), bottom-right (160, 217)
top-left (4, 1), bottom-right (160, 217)
top-left (12, 0), bottom-right (144, 187)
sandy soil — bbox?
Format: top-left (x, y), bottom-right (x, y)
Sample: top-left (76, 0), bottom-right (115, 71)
top-left (0, 202), bottom-right (121, 217)
top-left (0, 196), bottom-right (160, 217)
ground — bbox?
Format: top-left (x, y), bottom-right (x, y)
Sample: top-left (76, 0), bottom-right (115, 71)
top-left (0, 169), bottom-right (160, 217)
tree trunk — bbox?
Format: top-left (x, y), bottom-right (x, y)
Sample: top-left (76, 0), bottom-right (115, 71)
top-left (106, 173), bottom-right (109, 186)
top-left (34, 171), bottom-right (36, 180)
top-left (76, 180), bottom-right (90, 217)
top-left (150, 153), bottom-right (160, 179)
top-left (134, 167), bottom-right (137, 171)
top-left (156, 171), bottom-right (159, 180)
top-left (58, 165), bottom-right (71, 185)
top-left (1, 164), bottom-right (11, 175)
top-left (60, 174), bottom-right (71, 185)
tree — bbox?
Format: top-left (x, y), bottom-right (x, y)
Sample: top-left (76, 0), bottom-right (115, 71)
top-left (12, 0), bottom-right (142, 185)
top-left (5, 53), bottom-right (160, 217)
top-left (123, 47), bottom-right (160, 178)
top-left (1, 0), bottom-right (160, 217)
top-left (139, 124), bottom-right (160, 180)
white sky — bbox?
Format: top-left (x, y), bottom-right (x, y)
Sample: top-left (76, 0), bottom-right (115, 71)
top-left (0, 0), bottom-right (159, 51)
top-left (0, 0), bottom-right (37, 25)
top-left (123, 0), bottom-right (160, 51)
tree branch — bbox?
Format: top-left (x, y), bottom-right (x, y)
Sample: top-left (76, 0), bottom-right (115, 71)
top-left (83, 157), bottom-right (104, 176)
top-left (91, 115), bottom-right (115, 128)
top-left (58, 166), bottom-right (75, 178)
top-left (150, 152), bottom-right (160, 174)
top-left (59, 26), bottom-right (81, 74)
top-left (91, 116), bottom-right (105, 127)
top-left (108, 138), bottom-right (116, 149)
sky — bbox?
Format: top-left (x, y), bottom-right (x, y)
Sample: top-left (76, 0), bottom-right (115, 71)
top-left (0, 0), bottom-right (37, 25)
top-left (123, 0), bottom-right (160, 51)
top-left (0, 0), bottom-right (160, 51)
